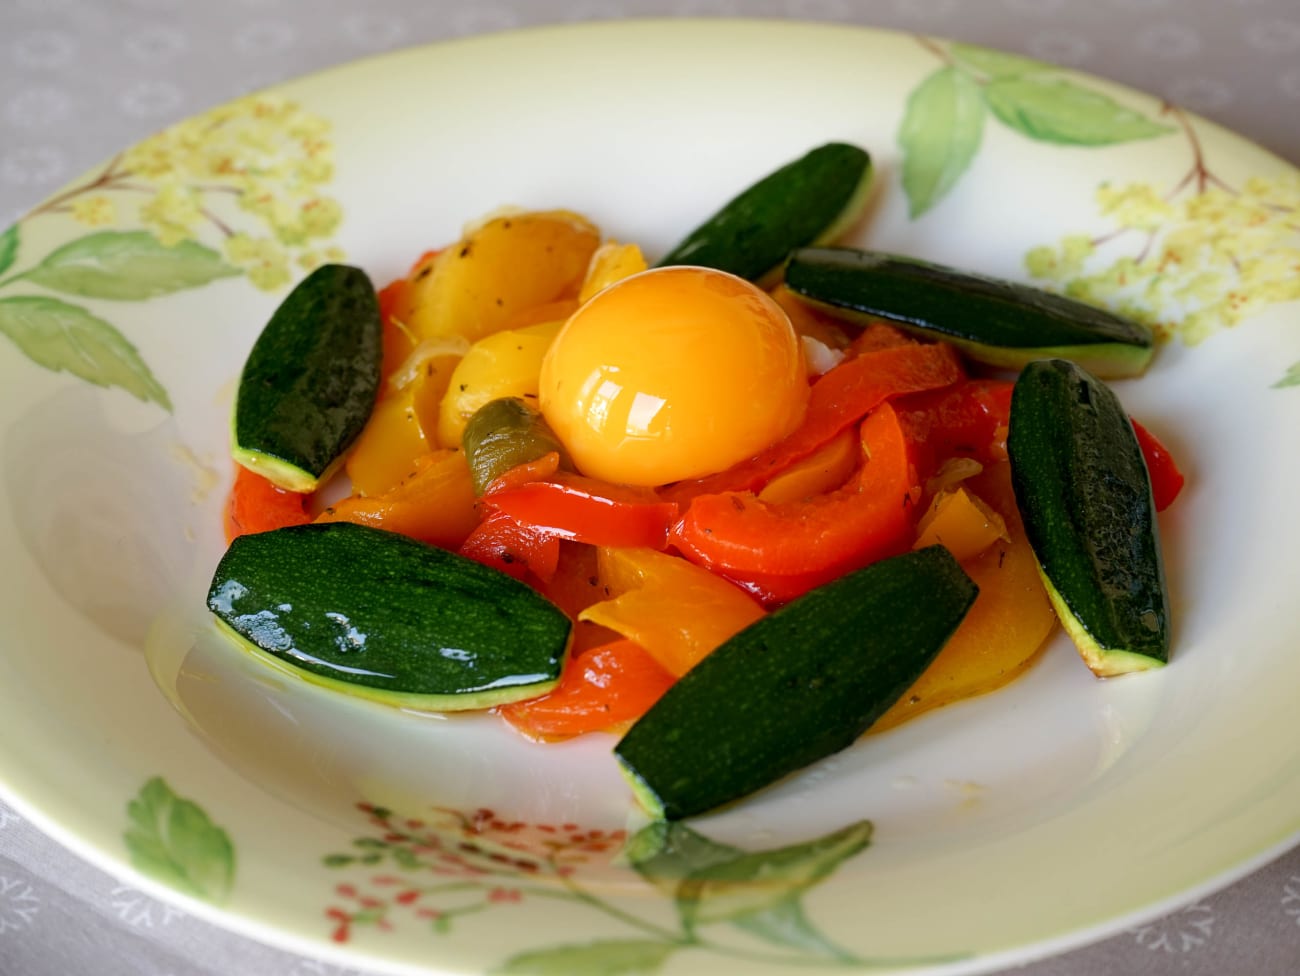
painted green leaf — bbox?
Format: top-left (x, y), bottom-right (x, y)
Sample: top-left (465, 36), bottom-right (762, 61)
top-left (492, 939), bottom-right (678, 976)
top-left (731, 896), bottom-right (857, 961)
top-left (0, 223), bottom-right (17, 279)
top-left (627, 820), bottom-right (742, 896)
top-left (899, 67), bottom-right (987, 218)
top-left (983, 76), bottom-right (1174, 145)
top-left (124, 777), bottom-right (235, 904)
top-left (677, 820), bottom-right (872, 930)
top-left (0, 293), bottom-right (171, 408)
top-left (0, 295), bottom-right (171, 408)
top-left (17, 230), bottom-right (239, 300)
top-left (1274, 362), bottom-right (1300, 388)
top-left (949, 42), bottom-right (1049, 79)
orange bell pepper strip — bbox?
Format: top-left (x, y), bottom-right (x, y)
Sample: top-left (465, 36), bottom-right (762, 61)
top-left (497, 638), bottom-right (676, 742)
top-left (224, 465), bottom-right (312, 542)
top-left (1131, 419), bottom-right (1185, 512)
top-left (377, 277), bottom-right (416, 384)
top-left (314, 448), bottom-right (479, 549)
top-left (671, 401), bottom-right (921, 605)
top-left (484, 472), bottom-right (679, 550)
top-left (662, 339), bottom-right (963, 504)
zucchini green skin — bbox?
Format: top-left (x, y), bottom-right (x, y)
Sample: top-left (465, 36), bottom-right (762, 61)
top-left (1007, 359), bottom-right (1170, 676)
top-left (656, 143), bottom-right (873, 285)
top-left (784, 247), bottom-right (1155, 378)
top-left (207, 522), bottom-right (571, 709)
top-left (462, 397), bottom-right (570, 495)
top-left (233, 264), bottom-right (383, 492)
top-left (613, 546), bottom-right (978, 820)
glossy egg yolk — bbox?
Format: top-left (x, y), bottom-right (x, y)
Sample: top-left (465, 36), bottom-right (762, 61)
top-left (538, 266), bottom-right (808, 486)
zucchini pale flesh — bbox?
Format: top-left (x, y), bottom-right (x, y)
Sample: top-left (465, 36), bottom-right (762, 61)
top-left (233, 263), bottom-right (383, 492)
top-left (207, 522), bottom-right (572, 709)
top-left (784, 247), bottom-right (1155, 378)
top-left (614, 546), bottom-right (978, 820)
top-left (657, 143), bottom-right (873, 285)
top-left (1007, 359), bottom-right (1170, 676)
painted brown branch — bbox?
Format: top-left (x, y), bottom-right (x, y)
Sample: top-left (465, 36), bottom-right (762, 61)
top-left (1090, 224), bottom-right (1140, 250)
top-left (201, 206), bottom-right (236, 238)
top-left (914, 33), bottom-right (957, 68)
top-left (26, 162), bottom-right (136, 216)
top-left (1133, 228), bottom-right (1159, 265)
top-left (1160, 101), bottom-right (1235, 198)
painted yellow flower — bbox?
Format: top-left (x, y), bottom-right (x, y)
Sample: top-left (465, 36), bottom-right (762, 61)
top-left (1027, 169), bottom-right (1300, 346)
top-left (70, 195), bottom-right (116, 227)
top-left (113, 91), bottom-right (344, 289)
top-left (225, 233), bottom-right (292, 291)
top-left (139, 180), bottom-right (203, 246)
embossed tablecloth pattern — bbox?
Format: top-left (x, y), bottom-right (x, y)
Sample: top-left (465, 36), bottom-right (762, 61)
top-left (1, 1), bottom-right (1299, 975)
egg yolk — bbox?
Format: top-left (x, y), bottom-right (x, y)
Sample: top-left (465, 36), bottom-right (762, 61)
top-left (538, 266), bottom-right (808, 486)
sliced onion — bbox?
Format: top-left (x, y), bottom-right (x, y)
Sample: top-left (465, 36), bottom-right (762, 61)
top-left (387, 334), bottom-right (471, 393)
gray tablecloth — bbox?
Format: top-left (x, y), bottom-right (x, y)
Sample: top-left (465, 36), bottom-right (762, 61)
top-left (1, 1), bottom-right (1298, 974)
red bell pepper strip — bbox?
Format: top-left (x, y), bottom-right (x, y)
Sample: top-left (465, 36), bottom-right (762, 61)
top-left (662, 340), bottom-right (963, 504)
top-left (894, 378), bottom-right (1014, 480)
top-left (671, 402), bottom-right (921, 605)
top-left (458, 508), bottom-right (561, 582)
top-left (483, 451), bottom-right (561, 495)
top-left (484, 473), bottom-right (679, 550)
top-left (497, 638), bottom-right (676, 741)
top-left (1131, 419), bottom-right (1185, 512)
top-left (224, 465), bottom-right (312, 543)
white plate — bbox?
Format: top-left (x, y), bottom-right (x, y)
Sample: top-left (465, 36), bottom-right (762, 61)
top-left (0, 19), bottom-right (1297, 976)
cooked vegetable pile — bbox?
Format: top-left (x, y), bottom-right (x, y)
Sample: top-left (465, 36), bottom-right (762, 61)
top-left (208, 142), bottom-right (1185, 820)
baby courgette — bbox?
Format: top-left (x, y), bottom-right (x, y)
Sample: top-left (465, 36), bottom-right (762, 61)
top-left (657, 142), bottom-right (873, 285)
top-left (613, 546), bottom-right (978, 820)
top-left (784, 247), bottom-right (1155, 378)
top-left (1007, 359), bottom-right (1170, 676)
top-left (207, 522), bottom-right (571, 709)
top-left (232, 264), bottom-right (383, 492)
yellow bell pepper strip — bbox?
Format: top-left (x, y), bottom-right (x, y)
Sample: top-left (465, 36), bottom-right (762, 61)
top-left (343, 376), bottom-right (444, 496)
top-left (579, 241), bottom-right (648, 302)
top-left (484, 472), bottom-right (679, 550)
top-left (314, 448), bottom-right (479, 549)
top-left (660, 337), bottom-right (962, 505)
top-left (497, 637), bottom-right (675, 742)
top-left (755, 427), bottom-right (859, 504)
top-left (873, 462), bottom-right (1056, 732)
top-left (913, 484), bottom-right (1009, 563)
top-left (375, 248), bottom-right (444, 385)
top-left (578, 547), bottom-right (765, 676)
top-left (670, 401), bottom-right (921, 605)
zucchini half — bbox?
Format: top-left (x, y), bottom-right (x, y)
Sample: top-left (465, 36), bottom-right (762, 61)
top-left (1007, 359), bottom-right (1170, 676)
top-left (232, 263), bottom-right (383, 492)
top-left (614, 546), bottom-right (978, 820)
top-left (784, 247), bottom-right (1155, 378)
top-left (207, 522), bottom-right (572, 709)
top-left (657, 142), bottom-right (874, 285)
